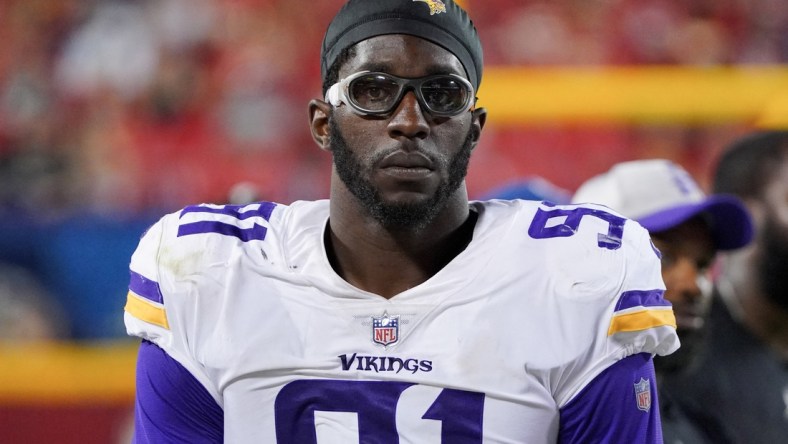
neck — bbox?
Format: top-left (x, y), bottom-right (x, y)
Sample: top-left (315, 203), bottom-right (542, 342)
top-left (326, 193), bottom-right (475, 299)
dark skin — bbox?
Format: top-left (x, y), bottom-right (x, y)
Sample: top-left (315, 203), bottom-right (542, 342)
top-left (650, 216), bottom-right (716, 372)
top-left (651, 216), bottom-right (715, 333)
top-left (308, 34), bottom-right (487, 299)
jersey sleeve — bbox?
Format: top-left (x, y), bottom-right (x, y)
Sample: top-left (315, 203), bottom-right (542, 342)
top-left (525, 202), bottom-right (679, 407)
top-left (122, 210), bottom-right (207, 372)
top-left (124, 214), bottom-right (171, 345)
top-left (124, 202), bottom-right (281, 409)
top-left (607, 217), bottom-right (679, 358)
top-left (123, 209), bottom-right (226, 440)
top-left (134, 340), bottom-right (223, 443)
top-left (524, 202), bottom-right (679, 441)
top-left (558, 353), bottom-right (663, 444)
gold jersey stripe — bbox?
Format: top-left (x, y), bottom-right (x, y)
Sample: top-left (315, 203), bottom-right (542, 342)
top-left (608, 308), bottom-right (676, 336)
top-left (124, 291), bottom-right (170, 330)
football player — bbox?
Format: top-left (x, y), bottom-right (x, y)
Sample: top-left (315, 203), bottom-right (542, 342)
top-left (124, 1), bottom-right (679, 442)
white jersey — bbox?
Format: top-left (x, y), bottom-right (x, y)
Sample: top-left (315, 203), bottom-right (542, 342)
top-left (125, 199), bottom-right (678, 443)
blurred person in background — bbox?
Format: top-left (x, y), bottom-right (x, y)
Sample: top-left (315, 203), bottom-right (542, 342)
top-left (572, 158), bottom-right (754, 443)
top-left (0, 263), bottom-right (68, 340)
top-left (669, 131), bottom-right (788, 443)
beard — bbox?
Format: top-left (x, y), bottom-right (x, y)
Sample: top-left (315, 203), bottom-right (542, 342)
top-left (328, 117), bottom-right (473, 231)
top-left (757, 214), bottom-right (788, 310)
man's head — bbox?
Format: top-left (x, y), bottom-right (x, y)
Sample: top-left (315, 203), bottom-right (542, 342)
top-left (572, 159), bottom-right (753, 371)
top-left (311, 0), bottom-right (486, 230)
top-left (320, 0), bottom-right (483, 94)
top-left (714, 131), bottom-right (788, 310)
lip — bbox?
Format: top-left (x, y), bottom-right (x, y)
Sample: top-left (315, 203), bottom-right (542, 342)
top-left (378, 151), bottom-right (434, 179)
top-left (379, 151), bottom-right (434, 170)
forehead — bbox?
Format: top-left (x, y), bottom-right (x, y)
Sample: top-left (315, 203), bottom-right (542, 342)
top-left (341, 34), bottom-right (466, 79)
top-left (652, 216), bottom-right (716, 253)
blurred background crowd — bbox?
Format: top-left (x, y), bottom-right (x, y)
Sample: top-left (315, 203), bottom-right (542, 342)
top-left (0, 0), bottom-right (786, 337)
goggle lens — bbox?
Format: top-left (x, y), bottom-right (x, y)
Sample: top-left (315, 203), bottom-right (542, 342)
top-left (328, 71), bottom-right (474, 117)
top-left (348, 74), bottom-right (403, 112)
top-left (419, 77), bottom-right (470, 114)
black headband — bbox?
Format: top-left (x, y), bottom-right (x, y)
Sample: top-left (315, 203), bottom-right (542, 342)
top-left (321, 0), bottom-right (483, 91)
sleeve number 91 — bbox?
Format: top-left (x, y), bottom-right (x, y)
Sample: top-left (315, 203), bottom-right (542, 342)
top-left (528, 206), bottom-right (626, 250)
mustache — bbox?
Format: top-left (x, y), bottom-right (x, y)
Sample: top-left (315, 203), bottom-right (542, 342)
top-left (327, 113), bottom-right (446, 167)
top-left (367, 144), bottom-right (446, 168)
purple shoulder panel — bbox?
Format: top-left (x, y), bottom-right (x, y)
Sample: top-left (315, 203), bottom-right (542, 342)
top-left (559, 353), bottom-right (663, 444)
top-left (176, 202), bottom-right (277, 241)
top-left (134, 340), bottom-right (223, 443)
top-left (129, 270), bottom-right (164, 304)
top-left (179, 202), bottom-right (276, 221)
top-left (615, 289), bottom-right (671, 312)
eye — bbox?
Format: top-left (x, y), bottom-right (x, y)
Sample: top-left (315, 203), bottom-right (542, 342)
top-left (350, 76), bottom-right (399, 107)
top-left (423, 87), bottom-right (452, 107)
top-left (421, 78), bottom-right (466, 111)
top-left (363, 85), bottom-right (387, 101)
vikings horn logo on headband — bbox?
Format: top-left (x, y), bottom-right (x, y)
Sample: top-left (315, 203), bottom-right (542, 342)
top-left (413, 0), bottom-right (447, 15)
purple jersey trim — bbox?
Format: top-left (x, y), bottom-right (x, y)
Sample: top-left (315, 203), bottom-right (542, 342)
top-left (176, 220), bottom-right (268, 241)
top-left (176, 202), bottom-right (276, 241)
top-left (615, 289), bottom-right (671, 312)
top-left (134, 340), bottom-right (223, 443)
top-left (180, 202), bottom-right (276, 221)
top-left (558, 353), bottom-right (663, 444)
top-left (129, 270), bottom-right (164, 304)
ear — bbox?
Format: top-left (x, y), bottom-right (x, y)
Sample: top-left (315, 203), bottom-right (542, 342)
top-left (469, 107), bottom-right (487, 149)
top-left (309, 99), bottom-right (333, 151)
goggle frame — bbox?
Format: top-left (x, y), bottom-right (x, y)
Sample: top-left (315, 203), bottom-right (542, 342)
top-left (325, 70), bottom-right (475, 117)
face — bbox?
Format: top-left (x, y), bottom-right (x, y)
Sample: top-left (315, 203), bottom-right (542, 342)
top-left (318, 34), bottom-right (484, 229)
top-left (650, 216), bottom-right (716, 373)
top-left (652, 216), bottom-right (716, 332)
top-left (330, 117), bottom-right (474, 229)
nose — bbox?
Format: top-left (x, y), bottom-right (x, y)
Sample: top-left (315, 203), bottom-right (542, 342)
top-left (387, 91), bottom-right (429, 140)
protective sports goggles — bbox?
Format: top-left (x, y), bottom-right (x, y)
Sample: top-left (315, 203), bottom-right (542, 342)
top-left (325, 71), bottom-right (475, 117)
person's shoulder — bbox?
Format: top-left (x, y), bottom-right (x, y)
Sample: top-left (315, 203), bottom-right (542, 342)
top-left (132, 200), bottom-right (327, 277)
top-left (124, 199), bottom-right (328, 343)
top-left (477, 198), bottom-right (651, 253)
top-left (477, 199), bottom-right (662, 304)
top-left (142, 201), bottom-right (280, 261)
top-left (474, 201), bottom-right (676, 407)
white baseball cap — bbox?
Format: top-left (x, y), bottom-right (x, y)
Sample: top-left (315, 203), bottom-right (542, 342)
top-left (572, 159), bottom-right (753, 250)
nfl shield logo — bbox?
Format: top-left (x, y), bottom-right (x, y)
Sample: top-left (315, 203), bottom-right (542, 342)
top-left (634, 378), bottom-right (651, 412)
top-left (372, 312), bottom-right (399, 347)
